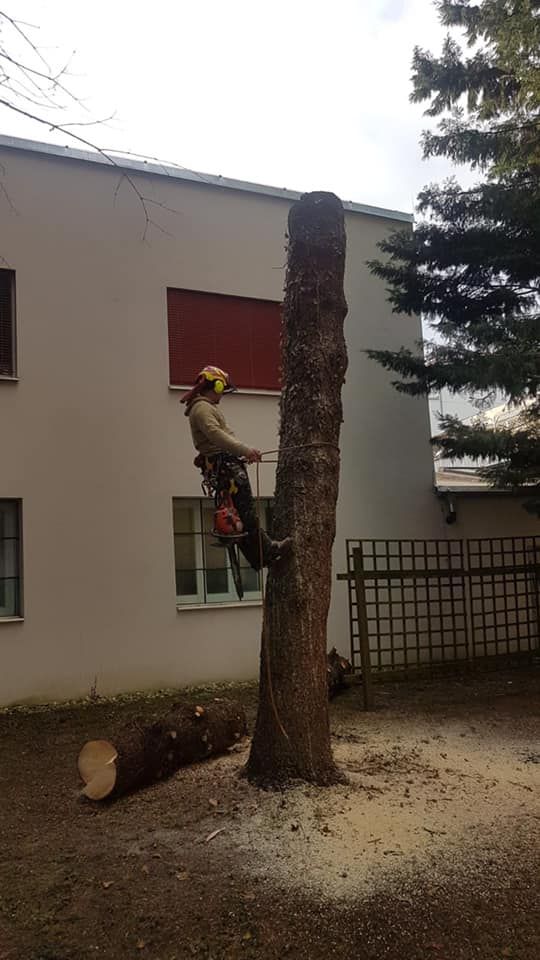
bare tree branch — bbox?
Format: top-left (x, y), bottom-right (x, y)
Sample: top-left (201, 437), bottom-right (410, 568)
top-left (0, 174), bottom-right (17, 214)
top-left (59, 112), bottom-right (116, 128)
top-left (0, 98), bottom-right (170, 241)
top-left (0, 50), bottom-right (85, 106)
top-left (0, 10), bottom-right (50, 69)
top-left (0, 10), bottom-right (197, 240)
top-left (101, 146), bottom-right (214, 185)
top-left (0, 79), bottom-right (65, 110)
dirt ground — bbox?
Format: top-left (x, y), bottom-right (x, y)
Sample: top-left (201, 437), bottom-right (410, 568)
top-left (0, 668), bottom-right (539, 960)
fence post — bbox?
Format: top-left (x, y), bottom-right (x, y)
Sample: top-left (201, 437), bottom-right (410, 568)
top-left (462, 539), bottom-right (475, 666)
top-left (353, 546), bottom-right (374, 710)
top-left (533, 538), bottom-right (540, 659)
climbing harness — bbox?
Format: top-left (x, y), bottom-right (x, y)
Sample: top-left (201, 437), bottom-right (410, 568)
top-left (196, 453), bottom-right (247, 599)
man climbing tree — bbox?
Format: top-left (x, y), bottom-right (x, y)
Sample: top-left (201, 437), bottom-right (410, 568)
top-left (247, 191), bottom-right (348, 786)
top-left (367, 0), bottom-right (540, 514)
top-left (181, 364), bottom-right (292, 571)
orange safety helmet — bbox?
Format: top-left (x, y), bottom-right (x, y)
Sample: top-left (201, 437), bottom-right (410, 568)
top-left (197, 365), bottom-right (236, 395)
top-left (181, 364), bottom-right (237, 407)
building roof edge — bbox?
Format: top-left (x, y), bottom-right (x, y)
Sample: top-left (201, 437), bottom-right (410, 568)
top-left (0, 134), bottom-right (414, 223)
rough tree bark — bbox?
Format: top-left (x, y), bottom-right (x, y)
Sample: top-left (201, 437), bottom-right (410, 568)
top-left (78, 698), bottom-right (247, 800)
top-left (247, 191), bottom-right (348, 786)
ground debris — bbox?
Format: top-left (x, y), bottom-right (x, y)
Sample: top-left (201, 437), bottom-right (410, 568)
top-left (1, 669), bottom-right (539, 960)
top-left (205, 828), bottom-right (224, 843)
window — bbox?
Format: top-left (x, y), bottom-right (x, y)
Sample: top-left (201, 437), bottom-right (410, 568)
top-left (0, 501), bottom-right (22, 617)
top-left (173, 497), bottom-right (273, 605)
top-left (0, 269), bottom-right (16, 378)
top-left (167, 288), bottom-right (281, 391)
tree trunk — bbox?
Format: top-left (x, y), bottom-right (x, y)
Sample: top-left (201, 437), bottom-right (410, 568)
top-left (247, 191), bottom-right (348, 786)
top-left (78, 698), bottom-right (247, 800)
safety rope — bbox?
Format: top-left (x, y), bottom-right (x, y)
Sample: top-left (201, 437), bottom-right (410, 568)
top-left (252, 441), bottom-right (339, 741)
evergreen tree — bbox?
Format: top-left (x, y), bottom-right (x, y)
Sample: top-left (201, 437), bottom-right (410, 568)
top-left (367, 0), bottom-right (540, 513)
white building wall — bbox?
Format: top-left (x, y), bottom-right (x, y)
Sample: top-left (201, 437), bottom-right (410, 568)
top-left (444, 496), bottom-right (537, 537)
top-left (0, 140), bottom-right (465, 705)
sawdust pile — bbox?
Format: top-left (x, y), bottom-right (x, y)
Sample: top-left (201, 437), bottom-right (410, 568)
top-left (219, 714), bottom-right (540, 900)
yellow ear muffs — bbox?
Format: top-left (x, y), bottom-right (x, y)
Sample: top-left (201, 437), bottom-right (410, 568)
top-left (213, 379), bottom-right (225, 394)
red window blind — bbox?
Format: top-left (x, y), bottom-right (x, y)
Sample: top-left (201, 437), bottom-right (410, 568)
top-left (167, 288), bottom-right (281, 390)
top-left (0, 270), bottom-right (14, 377)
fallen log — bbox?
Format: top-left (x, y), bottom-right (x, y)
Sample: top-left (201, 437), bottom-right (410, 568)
top-left (78, 698), bottom-right (247, 801)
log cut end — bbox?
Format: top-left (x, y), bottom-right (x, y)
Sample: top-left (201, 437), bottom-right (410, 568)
top-left (78, 739), bottom-right (118, 800)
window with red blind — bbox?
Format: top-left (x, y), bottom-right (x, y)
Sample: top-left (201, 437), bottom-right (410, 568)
top-left (0, 270), bottom-right (15, 378)
top-left (167, 288), bottom-right (281, 391)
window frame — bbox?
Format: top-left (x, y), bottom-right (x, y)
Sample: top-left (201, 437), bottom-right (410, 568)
top-left (0, 499), bottom-right (23, 619)
top-left (0, 269), bottom-right (17, 380)
top-left (173, 497), bottom-right (272, 607)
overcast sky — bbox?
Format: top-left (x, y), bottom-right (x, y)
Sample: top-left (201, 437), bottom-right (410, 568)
top-left (1, 0), bottom-right (474, 214)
